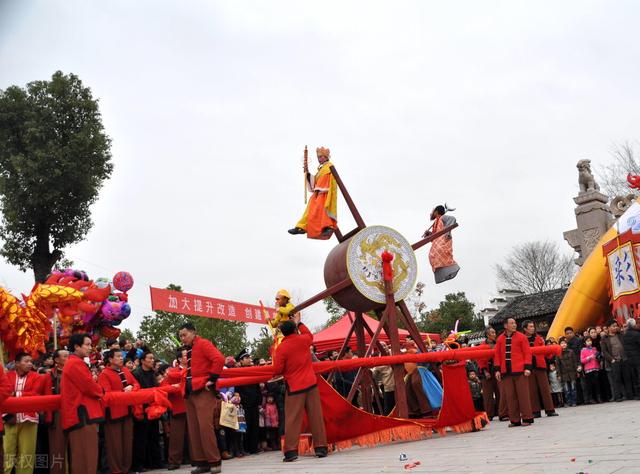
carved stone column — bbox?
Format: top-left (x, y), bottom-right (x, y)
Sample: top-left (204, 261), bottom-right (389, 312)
top-left (564, 160), bottom-right (614, 266)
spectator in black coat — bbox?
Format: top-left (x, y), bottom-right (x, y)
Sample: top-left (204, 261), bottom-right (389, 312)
top-left (622, 319), bottom-right (640, 399)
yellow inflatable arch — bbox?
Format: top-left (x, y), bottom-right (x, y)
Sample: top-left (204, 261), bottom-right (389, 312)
top-left (548, 197), bottom-right (640, 339)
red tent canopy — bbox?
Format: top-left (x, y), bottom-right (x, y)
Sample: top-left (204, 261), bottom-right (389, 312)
top-left (312, 312), bottom-right (441, 355)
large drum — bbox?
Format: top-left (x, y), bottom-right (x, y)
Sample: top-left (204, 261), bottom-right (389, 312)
top-left (324, 225), bottom-right (418, 312)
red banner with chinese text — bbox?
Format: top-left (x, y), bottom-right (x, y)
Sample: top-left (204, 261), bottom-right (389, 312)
top-left (149, 287), bottom-right (273, 324)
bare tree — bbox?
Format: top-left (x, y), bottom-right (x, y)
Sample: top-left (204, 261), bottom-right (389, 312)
top-left (495, 240), bottom-right (576, 294)
top-left (598, 141), bottom-right (640, 197)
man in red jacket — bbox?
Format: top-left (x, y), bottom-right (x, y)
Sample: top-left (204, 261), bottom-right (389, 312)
top-left (3, 352), bottom-right (43, 474)
top-left (522, 320), bottom-right (558, 418)
top-left (161, 347), bottom-right (188, 470)
top-left (41, 349), bottom-right (69, 474)
top-left (273, 313), bottom-right (327, 462)
top-left (0, 364), bottom-right (13, 472)
top-left (493, 317), bottom-right (534, 427)
top-left (178, 322), bottom-right (225, 474)
top-left (61, 333), bottom-right (104, 474)
top-left (98, 349), bottom-right (139, 474)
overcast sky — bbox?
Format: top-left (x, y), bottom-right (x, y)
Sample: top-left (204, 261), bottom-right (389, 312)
top-left (1, 1), bottom-right (638, 341)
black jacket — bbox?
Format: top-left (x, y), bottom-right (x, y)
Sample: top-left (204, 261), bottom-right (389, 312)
top-left (622, 327), bottom-right (640, 363)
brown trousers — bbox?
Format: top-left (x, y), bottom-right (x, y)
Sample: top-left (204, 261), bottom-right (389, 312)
top-left (104, 418), bottom-right (133, 474)
top-left (406, 371), bottom-right (432, 417)
top-left (529, 369), bottom-right (555, 413)
top-left (168, 415), bottom-right (187, 466)
top-left (48, 423), bottom-right (67, 474)
top-left (283, 386), bottom-right (327, 453)
top-left (68, 424), bottom-right (98, 474)
top-left (185, 390), bottom-right (220, 466)
top-left (481, 377), bottom-right (501, 418)
top-left (502, 374), bottom-right (533, 423)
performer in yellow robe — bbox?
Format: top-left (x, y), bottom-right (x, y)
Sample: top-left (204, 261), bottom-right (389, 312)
top-left (288, 147), bottom-right (338, 240)
top-left (424, 204), bottom-right (460, 284)
top-left (266, 289), bottom-right (296, 361)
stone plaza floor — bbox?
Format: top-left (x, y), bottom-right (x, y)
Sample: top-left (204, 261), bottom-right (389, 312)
top-left (151, 399), bottom-right (640, 473)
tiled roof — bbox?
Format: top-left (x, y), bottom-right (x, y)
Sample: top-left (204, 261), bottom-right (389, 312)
top-left (489, 288), bottom-right (568, 326)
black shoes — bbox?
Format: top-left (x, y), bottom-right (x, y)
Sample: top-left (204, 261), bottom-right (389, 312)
top-left (546, 411), bottom-right (559, 417)
top-left (321, 227), bottom-right (334, 237)
top-left (288, 227), bottom-right (306, 235)
top-left (533, 411), bottom-right (542, 418)
top-left (315, 446), bottom-right (328, 458)
top-left (167, 465), bottom-right (180, 471)
top-left (283, 450), bottom-right (299, 462)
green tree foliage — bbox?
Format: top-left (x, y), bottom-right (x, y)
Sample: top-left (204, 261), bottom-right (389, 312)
top-left (321, 296), bottom-right (346, 329)
top-left (416, 292), bottom-right (484, 335)
top-left (249, 327), bottom-right (274, 361)
top-left (0, 71), bottom-right (113, 281)
top-left (137, 284), bottom-right (247, 362)
top-left (118, 328), bottom-right (135, 343)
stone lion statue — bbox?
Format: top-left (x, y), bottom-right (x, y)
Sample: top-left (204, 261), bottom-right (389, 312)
top-left (577, 159), bottom-right (600, 194)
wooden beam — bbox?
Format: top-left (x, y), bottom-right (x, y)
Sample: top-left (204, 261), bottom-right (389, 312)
top-left (291, 277), bottom-right (353, 314)
top-left (411, 223), bottom-right (458, 251)
top-left (330, 165), bottom-right (366, 229)
top-left (383, 279), bottom-right (408, 419)
top-left (397, 300), bottom-right (429, 353)
top-left (346, 311), bottom-right (388, 403)
top-left (353, 313), bottom-right (372, 411)
top-left (334, 226), bottom-right (345, 242)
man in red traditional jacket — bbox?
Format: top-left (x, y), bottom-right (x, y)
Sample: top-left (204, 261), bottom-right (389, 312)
top-left (41, 349), bottom-right (69, 474)
top-left (61, 333), bottom-right (104, 474)
top-left (98, 349), bottom-right (139, 474)
top-left (161, 347), bottom-right (188, 470)
top-left (0, 364), bottom-right (13, 472)
top-left (178, 322), bottom-right (225, 474)
top-left (522, 320), bottom-right (558, 418)
top-left (3, 352), bottom-right (43, 474)
top-left (477, 328), bottom-right (508, 421)
top-left (494, 318), bottom-right (534, 427)
top-left (273, 313), bottom-right (327, 462)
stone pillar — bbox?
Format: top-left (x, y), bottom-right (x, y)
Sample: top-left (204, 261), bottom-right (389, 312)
top-left (563, 160), bottom-right (614, 266)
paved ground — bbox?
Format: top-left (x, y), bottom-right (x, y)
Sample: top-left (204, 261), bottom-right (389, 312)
top-left (150, 399), bottom-right (640, 473)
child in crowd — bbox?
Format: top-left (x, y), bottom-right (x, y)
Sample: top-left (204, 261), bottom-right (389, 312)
top-left (548, 363), bottom-right (564, 407)
top-left (231, 392), bottom-right (247, 458)
top-left (557, 338), bottom-right (578, 407)
top-left (264, 394), bottom-right (280, 451)
top-left (580, 336), bottom-right (602, 403)
top-left (467, 370), bottom-right (483, 412)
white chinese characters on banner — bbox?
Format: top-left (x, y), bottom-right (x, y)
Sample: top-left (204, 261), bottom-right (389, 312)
top-left (607, 242), bottom-right (640, 299)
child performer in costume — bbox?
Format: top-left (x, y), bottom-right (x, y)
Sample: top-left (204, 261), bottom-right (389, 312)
top-left (423, 204), bottom-right (460, 283)
top-left (264, 289), bottom-right (296, 359)
top-left (288, 146), bottom-right (338, 239)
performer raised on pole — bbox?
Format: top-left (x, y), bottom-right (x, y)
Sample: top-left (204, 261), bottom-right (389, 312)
top-left (288, 146), bottom-right (338, 239)
top-left (98, 349), bottom-right (139, 474)
top-left (423, 204), bottom-right (460, 283)
top-left (178, 322), bottom-right (225, 474)
top-left (60, 333), bottom-right (104, 474)
top-left (273, 312), bottom-right (328, 462)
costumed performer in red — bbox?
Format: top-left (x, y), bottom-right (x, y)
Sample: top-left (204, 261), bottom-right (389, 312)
top-left (273, 312), bottom-right (327, 462)
top-left (0, 363), bottom-right (12, 471)
top-left (61, 333), bottom-right (105, 474)
top-left (42, 349), bottom-right (69, 474)
top-left (3, 352), bottom-right (44, 474)
top-left (161, 347), bottom-right (189, 470)
top-left (288, 146), bottom-right (338, 239)
top-left (423, 204), bottom-right (460, 283)
top-left (493, 318), bottom-right (534, 427)
top-left (522, 320), bottom-right (558, 418)
top-left (178, 322), bottom-right (225, 474)
top-left (98, 349), bottom-right (139, 474)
